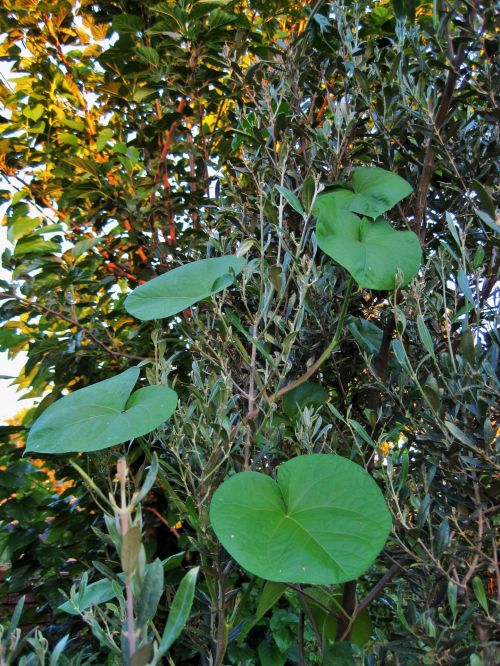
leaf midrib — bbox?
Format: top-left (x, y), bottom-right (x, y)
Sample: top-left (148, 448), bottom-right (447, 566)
top-left (285, 515), bottom-right (348, 576)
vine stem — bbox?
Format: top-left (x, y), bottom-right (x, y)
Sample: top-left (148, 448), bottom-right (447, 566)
top-left (244, 339), bottom-right (257, 470)
top-left (272, 276), bottom-right (354, 402)
top-left (121, 514), bottom-right (137, 659)
top-left (243, 276), bottom-right (354, 427)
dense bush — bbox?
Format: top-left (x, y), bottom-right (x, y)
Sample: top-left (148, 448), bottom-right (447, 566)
top-left (0, 1), bottom-right (498, 664)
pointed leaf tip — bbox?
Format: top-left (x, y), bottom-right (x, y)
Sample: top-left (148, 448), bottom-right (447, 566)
top-left (124, 255), bottom-right (245, 321)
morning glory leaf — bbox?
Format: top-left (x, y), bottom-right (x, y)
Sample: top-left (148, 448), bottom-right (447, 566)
top-left (314, 192), bottom-right (421, 290)
top-left (349, 167), bottom-right (413, 219)
top-left (210, 454), bottom-right (391, 584)
top-left (124, 255), bottom-right (245, 321)
top-left (26, 367), bottom-right (177, 454)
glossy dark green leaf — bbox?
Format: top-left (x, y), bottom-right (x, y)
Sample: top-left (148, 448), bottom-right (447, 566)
top-left (136, 45), bottom-right (160, 67)
top-left (124, 255), bottom-right (244, 320)
top-left (14, 235), bottom-right (60, 256)
top-left (112, 14), bottom-right (143, 34)
top-left (26, 367), bottom-right (178, 454)
top-left (210, 455), bottom-right (391, 584)
top-left (163, 551), bottom-right (185, 571)
top-left (71, 237), bottom-right (101, 257)
top-left (7, 215), bottom-right (39, 242)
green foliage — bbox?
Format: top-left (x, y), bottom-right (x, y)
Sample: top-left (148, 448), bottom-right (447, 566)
top-left (314, 171), bottom-right (421, 289)
top-left (0, 0), bottom-right (498, 664)
top-left (210, 455), bottom-right (391, 584)
top-left (124, 255), bottom-right (245, 320)
top-left (55, 458), bottom-right (198, 665)
top-left (345, 167), bottom-right (413, 219)
top-left (156, 566), bottom-right (199, 658)
top-left (0, 597), bottom-right (70, 666)
top-left (0, 429), bottom-right (101, 618)
top-left (282, 382), bottom-right (329, 418)
top-left (306, 588), bottom-right (373, 646)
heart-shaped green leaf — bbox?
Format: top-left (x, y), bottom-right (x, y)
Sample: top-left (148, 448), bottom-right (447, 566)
top-left (26, 367), bottom-right (178, 454)
top-left (349, 167), bottom-right (413, 219)
top-left (315, 193), bottom-right (421, 290)
top-left (210, 454), bottom-right (391, 584)
top-left (124, 255), bottom-right (245, 321)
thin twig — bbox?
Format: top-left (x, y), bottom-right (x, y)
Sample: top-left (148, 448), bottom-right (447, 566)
top-left (461, 479), bottom-right (484, 588)
top-left (298, 611), bottom-right (306, 665)
top-left (286, 584), bottom-right (342, 620)
top-left (296, 588), bottom-right (324, 652)
top-left (412, 9), bottom-right (470, 243)
top-left (244, 339), bottom-right (257, 469)
top-left (117, 458), bottom-right (137, 658)
top-left (143, 506), bottom-right (181, 539)
top-left (356, 563), bottom-right (400, 615)
top-left (214, 555), bottom-right (228, 666)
